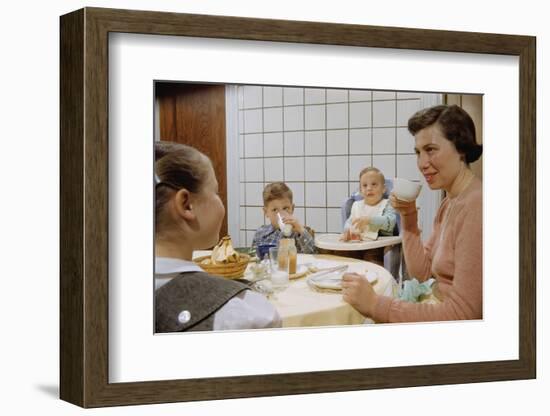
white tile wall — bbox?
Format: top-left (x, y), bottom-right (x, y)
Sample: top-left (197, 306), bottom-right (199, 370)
top-left (239, 159), bottom-right (245, 181)
top-left (264, 132), bottom-right (283, 157)
top-left (327, 89), bottom-right (348, 103)
top-left (284, 157), bottom-right (304, 181)
top-left (240, 206), bottom-right (246, 226)
top-left (327, 208), bottom-right (343, 232)
top-left (305, 88), bottom-right (325, 104)
top-left (349, 129), bottom-right (372, 154)
top-left (284, 106), bottom-right (304, 131)
top-left (397, 127), bottom-right (415, 154)
top-left (288, 182), bottom-right (305, 206)
top-left (238, 87), bottom-right (244, 109)
top-left (263, 107), bottom-right (283, 132)
top-left (349, 102), bottom-right (372, 128)
top-left (373, 101), bottom-right (396, 127)
top-left (305, 131), bottom-right (326, 155)
top-left (243, 86), bottom-right (262, 108)
top-left (293, 207), bottom-right (305, 226)
top-left (373, 154), bottom-right (396, 179)
top-left (239, 112), bottom-right (245, 138)
top-left (284, 87), bottom-right (304, 105)
top-left (239, 134), bottom-right (245, 158)
top-left (349, 90), bottom-right (372, 102)
top-left (305, 182), bottom-right (326, 207)
top-left (245, 133), bottom-right (263, 157)
top-left (240, 183), bottom-right (245, 205)
top-left (244, 109), bottom-right (262, 133)
top-left (372, 128), bottom-right (396, 154)
top-left (327, 182), bottom-right (350, 207)
top-left (284, 131), bottom-right (304, 156)
top-left (264, 158), bottom-right (284, 182)
top-left (327, 103), bottom-right (348, 129)
top-left (349, 155), bottom-right (372, 182)
top-left (397, 99), bottom-right (422, 126)
top-left (306, 208), bottom-right (327, 232)
top-left (305, 157), bottom-right (326, 181)
top-left (244, 158), bottom-right (263, 182)
top-left (305, 105), bottom-right (326, 130)
top-left (236, 86), bottom-right (438, 238)
top-left (246, 206), bottom-right (265, 229)
top-left (264, 86), bottom-right (283, 107)
top-left (373, 91), bottom-right (396, 100)
top-left (245, 182), bottom-right (264, 205)
top-left (326, 129), bottom-right (348, 155)
top-left (397, 92), bottom-right (423, 99)
top-left (326, 156), bottom-right (348, 181)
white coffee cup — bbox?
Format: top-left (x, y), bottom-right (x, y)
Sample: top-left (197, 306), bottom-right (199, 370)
top-left (392, 178), bottom-right (422, 201)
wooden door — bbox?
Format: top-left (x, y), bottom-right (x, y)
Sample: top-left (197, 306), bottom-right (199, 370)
top-left (445, 94), bottom-right (483, 180)
top-left (156, 83), bottom-right (228, 238)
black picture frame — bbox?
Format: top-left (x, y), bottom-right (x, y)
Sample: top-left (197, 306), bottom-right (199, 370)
top-left (60, 7), bottom-right (536, 408)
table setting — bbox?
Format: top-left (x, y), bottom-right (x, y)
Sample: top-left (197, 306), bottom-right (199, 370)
top-left (192, 244), bottom-right (397, 328)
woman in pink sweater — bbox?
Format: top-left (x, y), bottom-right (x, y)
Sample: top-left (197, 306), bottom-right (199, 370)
top-left (342, 105), bottom-right (483, 323)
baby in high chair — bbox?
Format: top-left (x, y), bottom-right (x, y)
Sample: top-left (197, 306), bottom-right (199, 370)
top-left (341, 167), bottom-right (397, 241)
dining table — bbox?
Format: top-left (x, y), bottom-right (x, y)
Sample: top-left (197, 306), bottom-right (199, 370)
top-left (192, 251), bottom-right (398, 328)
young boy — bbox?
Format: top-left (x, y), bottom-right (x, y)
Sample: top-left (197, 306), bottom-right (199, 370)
top-left (252, 182), bottom-right (316, 254)
top-left (342, 167), bottom-right (397, 241)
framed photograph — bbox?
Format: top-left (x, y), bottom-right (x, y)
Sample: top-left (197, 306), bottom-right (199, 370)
top-left (60, 7), bottom-right (536, 408)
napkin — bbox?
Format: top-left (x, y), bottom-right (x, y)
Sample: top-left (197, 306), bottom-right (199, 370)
top-left (398, 278), bottom-right (435, 302)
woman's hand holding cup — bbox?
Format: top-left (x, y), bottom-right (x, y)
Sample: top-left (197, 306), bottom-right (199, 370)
top-left (390, 177), bottom-right (421, 216)
top-left (389, 192), bottom-right (418, 216)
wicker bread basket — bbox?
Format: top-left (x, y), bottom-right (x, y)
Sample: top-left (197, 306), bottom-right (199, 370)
top-left (194, 253), bottom-right (250, 279)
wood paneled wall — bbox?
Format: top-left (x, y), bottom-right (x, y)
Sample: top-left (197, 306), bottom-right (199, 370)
top-left (156, 83), bottom-right (228, 239)
top-left (445, 94), bottom-right (483, 180)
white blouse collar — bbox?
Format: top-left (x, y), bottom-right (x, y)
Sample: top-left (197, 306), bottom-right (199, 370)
top-left (155, 257), bottom-right (204, 275)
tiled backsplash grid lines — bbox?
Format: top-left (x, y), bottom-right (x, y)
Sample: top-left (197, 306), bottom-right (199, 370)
top-left (238, 86), bottom-right (431, 246)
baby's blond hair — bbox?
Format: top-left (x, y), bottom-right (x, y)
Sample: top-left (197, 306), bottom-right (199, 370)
top-left (359, 166), bottom-right (385, 184)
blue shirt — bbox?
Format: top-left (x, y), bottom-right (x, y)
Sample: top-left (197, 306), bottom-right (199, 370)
top-left (251, 224), bottom-right (317, 254)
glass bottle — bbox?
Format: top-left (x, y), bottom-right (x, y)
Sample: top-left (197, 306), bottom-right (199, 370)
top-left (278, 238), bottom-right (297, 275)
top-left (287, 239), bottom-right (297, 275)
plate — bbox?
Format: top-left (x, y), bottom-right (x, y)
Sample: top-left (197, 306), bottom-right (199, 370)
top-left (307, 269), bottom-right (379, 290)
top-left (308, 270), bottom-right (345, 290)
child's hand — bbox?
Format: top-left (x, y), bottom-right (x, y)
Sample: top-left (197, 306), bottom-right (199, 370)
top-left (340, 228), bottom-right (352, 241)
top-left (352, 217), bottom-right (370, 232)
top-left (282, 215), bottom-right (304, 234)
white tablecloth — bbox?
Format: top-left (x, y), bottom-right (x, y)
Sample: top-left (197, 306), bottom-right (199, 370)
top-left (192, 251), bottom-right (397, 328)
top-left (264, 254), bottom-right (396, 328)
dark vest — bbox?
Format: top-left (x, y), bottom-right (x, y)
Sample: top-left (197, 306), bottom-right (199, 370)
top-left (155, 271), bottom-right (249, 332)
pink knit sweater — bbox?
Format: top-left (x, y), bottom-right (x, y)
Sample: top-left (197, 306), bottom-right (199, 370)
top-left (373, 178), bottom-right (483, 323)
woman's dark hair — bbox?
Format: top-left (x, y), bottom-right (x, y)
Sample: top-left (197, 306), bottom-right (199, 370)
top-left (155, 141), bottom-right (211, 231)
top-left (408, 104), bottom-right (482, 164)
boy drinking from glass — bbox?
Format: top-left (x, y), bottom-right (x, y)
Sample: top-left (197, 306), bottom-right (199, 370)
top-left (252, 182), bottom-right (316, 254)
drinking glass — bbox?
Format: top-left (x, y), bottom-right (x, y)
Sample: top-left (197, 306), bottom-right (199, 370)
top-left (268, 247), bottom-right (290, 297)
